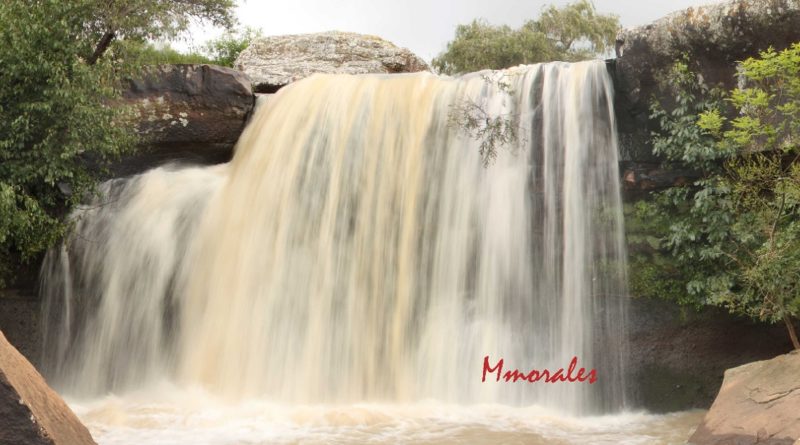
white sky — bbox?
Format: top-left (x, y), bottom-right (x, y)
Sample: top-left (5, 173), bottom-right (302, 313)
top-left (178, 0), bottom-right (727, 62)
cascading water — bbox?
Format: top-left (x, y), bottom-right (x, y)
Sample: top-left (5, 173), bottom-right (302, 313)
top-left (41, 61), bottom-right (633, 437)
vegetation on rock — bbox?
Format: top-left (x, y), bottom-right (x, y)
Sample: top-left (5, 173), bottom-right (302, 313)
top-left (0, 0), bottom-right (236, 286)
top-left (130, 27), bottom-right (263, 67)
top-left (632, 46), bottom-right (800, 349)
top-left (433, 0), bottom-right (619, 74)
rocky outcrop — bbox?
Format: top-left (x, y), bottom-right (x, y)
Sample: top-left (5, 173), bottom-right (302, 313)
top-left (612, 0), bottom-right (800, 182)
top-left (235, 31), bottom-right (430, 93)
top-left (689, 351), bottom-right (800, 445)
top-left (119, 64), bottom-right (255, 175)
top-left (0, 330), bottom-right (96, 445)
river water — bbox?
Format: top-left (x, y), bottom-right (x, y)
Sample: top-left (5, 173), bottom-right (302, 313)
top-left (69, 390), bottom-right (704, 445)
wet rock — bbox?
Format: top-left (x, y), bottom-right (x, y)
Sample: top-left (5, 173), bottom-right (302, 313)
top-left (626, 297), bottom-right (792, 413)
top-left (689, 350), bottom-right (800, 445)
top-left (234, 31), bottom-right (430, 93)
top-left (0, 330), bottom-right (96, 445)
top-left (119, 64), bottom-right (255, 175)
top-left (621, 162), bottom-right (701, 200)
top-left (0, 289), bottom-right (40, 365)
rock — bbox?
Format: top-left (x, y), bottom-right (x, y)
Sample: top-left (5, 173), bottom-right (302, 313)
top-left (626, 297), bottom-right (793, 413)
top-left (0, 289), bottom-right (40, 365)
top-left (119, 64), bottom-right (255, 175)
top-left (689, 350), bottom-right (800, 445)
top-left (234, 31), bottom-right (430, 93)
top-left (612, 0), bottom-right (800, 164)
top-left (0, 330), bottom-right (96, 445)
top-left (622, 162), bottom-right (700, 192)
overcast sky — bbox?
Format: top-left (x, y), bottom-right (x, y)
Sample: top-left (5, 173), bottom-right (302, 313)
top-left (180, 0), bottom-right (727, 61)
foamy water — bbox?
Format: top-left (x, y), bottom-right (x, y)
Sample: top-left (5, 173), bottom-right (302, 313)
top-left (43, 62), bottom-right (628, 414)
top-left (70, 387), bottom-right (703, 445)
top-left (42, 61), bottom-right (656, 443)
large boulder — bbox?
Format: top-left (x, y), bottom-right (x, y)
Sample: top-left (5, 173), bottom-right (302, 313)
top-left (689, 350), bottom-right (800, 445)
top-left (119, 64), bottom-right (256, 175)
top-left (235, 31), bottom-right (430, 93)
top-left (612, 0), bottom-right (800, 173)
top-left (0, 330), bottom-right (96, 445)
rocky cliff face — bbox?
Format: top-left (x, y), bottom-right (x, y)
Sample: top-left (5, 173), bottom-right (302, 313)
top-left (612, 0), bottom-right (800, 194)
top-left (118, 64), bottom-right (255, 175)
top-left (235, 31), bottom-right (430, 93)
top-left (627, 297), bottom-right (793, 413)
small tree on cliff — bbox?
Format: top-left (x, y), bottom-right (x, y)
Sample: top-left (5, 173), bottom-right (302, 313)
top-left (433, 0), bottom-right (619, 74)
top-left (0, 0), bottom-right (235, 286)
top-left (635, 46), bottom-right (800, 349)
top-left (83, 0), bottom-right (235, 64)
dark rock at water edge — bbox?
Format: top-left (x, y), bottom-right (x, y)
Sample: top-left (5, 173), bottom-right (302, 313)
top-left (0, 330), bottom-right (96, 445)
top-left (0, 289), bottom-right (40, 367)
top-left (626, 297), bottom-right (793, 413)
top-left (118, 64), bottom-right (256, 175)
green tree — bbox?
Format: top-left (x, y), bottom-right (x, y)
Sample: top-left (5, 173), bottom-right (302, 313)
top-left (0, 0), bottom-right (235, 286)
top-left (432, 0), bottom-right (619, 74)
top-left (204, 27), bottom-right (263, 67)
top-left (83, 0), bottom-right (235, 64)
top-left (123, 27), bottom-right (261, 68)
top-left (126, 42), bottom-right (214, 65)
top-left (636, 46), bottom-right (800, 349)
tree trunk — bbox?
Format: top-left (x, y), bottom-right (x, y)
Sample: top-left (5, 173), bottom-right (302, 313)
top-left (784, 315), bottom-right (800, 350)
top-left (87, 30), bottom-right (116, 65)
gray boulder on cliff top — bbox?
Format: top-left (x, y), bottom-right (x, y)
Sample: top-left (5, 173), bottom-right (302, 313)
top-left (234, 31), bottom-right (431, 92)
top-left (689, 350), bottom-right (800, 445)
top-left (0, 330), bottom-right (96, 445)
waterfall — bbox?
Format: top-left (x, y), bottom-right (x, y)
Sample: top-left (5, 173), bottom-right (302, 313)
top-left (41, 60), bottom-right (628, 415)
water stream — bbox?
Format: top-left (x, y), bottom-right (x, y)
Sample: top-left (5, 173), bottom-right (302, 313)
top-left (40, 61), bottom-right (697, 444)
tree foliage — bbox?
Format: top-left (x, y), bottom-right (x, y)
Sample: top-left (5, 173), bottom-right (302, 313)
top-left (124, 27), bottom-right (262, 68)
top-left (83, 0), bottom-right (235, 64)
top-left (433, 0), bottom-right (619, 74)
top-left (0, 0), bottom-right (235, 286)
top-left (203, 27), bottom-right (263, 67)
top-left (635, 46), bottom-right (800, 349)
top-left (126, 42), bottom-right (214, 65)
top-left (448, 74), bottom-right (521, 166)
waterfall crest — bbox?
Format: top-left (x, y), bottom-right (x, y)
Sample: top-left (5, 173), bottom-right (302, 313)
top-left (42, 61), bottom-right (628, 415)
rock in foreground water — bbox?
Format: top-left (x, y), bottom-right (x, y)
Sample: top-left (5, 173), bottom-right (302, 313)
top-left (0, 330), bottom-right (96, 445)
top-left (689, 350), bottom-right (800, 445)
top-left (235, 31), bottom-right (430, 92)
